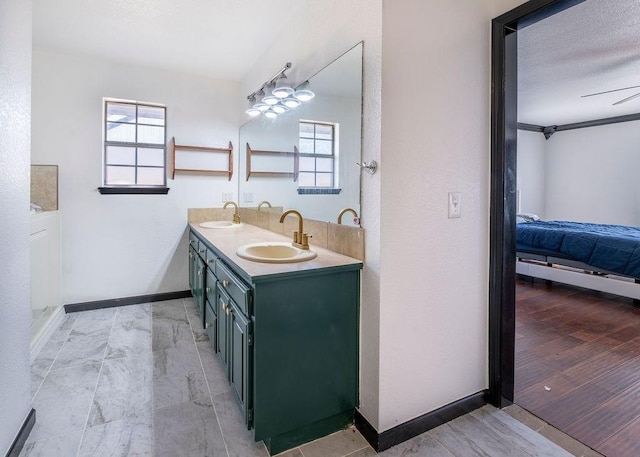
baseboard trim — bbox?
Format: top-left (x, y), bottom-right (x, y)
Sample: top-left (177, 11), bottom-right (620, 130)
top-left (30, 306), bottom-right (65, 362)
top-left (355, 390), bottom-right (488, 452)
top-left (64, 290), bottom-right (192, 313)
top-left (6, 409), bottom-right (36, 457)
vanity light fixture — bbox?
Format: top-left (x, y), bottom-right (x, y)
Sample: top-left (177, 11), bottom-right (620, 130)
top-left (293, 81), bottom-right (315, 102)
top-left (272, 103), bottom-right (289, 114)
top-left (273, 74), bottom-right (294, 98)
top-left (262, 95), bottom-right (280, 105)
top-left (282, 96), bottom-right (302, 108)
top-left (245, 96), bottom-right (261, 116)
top-left (246, 62), bottom-right (315, 120)
top-left (264, 108), bottom-right (278, 119)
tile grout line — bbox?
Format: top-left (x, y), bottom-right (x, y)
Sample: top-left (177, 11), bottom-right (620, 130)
top-left (182, 298), bottom-right (232, 457)
top-left (427, 429), bottom-right (458, 457)
top-left (74, 307), bottom-right (120, 457)
top-left (342, 444), bottom-right (374, 456)
top-left (30, 314), bottom-right (79, 403)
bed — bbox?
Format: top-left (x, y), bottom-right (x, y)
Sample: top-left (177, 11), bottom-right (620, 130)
top-left (516, 218), bottom-right (640, 300)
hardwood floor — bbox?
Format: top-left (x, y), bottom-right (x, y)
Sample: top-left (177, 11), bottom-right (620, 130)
top-left (515, 276), bottom-right (640, 457)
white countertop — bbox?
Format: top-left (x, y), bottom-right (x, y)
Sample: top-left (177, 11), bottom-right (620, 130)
top-left (189, 222), bottom-right (362, 281)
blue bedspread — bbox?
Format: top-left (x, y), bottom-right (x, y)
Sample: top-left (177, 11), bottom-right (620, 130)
top-left (516, 221), bottom-right (640, 278)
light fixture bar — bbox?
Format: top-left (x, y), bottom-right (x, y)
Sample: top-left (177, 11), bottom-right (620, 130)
top-left (247, 62), bottom-right (292, 101)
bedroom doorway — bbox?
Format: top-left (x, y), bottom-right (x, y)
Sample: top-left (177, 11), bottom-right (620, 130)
top-left (490, 0), bottom-right (640, 455)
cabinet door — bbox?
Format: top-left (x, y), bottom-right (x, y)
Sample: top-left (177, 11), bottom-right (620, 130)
top-left (229, 300), bottom-right (253, 428)
top-left (216, 287), bottom-right (230, 372)
top-left (188, 246), bottom-right (196, 295)
top-left (195, 255), bottom-right (206, 319)
top-left (205, 300), bottom-right (217, 352)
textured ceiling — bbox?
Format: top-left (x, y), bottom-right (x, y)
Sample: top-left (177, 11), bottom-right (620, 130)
top-left (519, 0), bottom-right (640, 126)
top-left (33, 0), bottom-right (310, 81)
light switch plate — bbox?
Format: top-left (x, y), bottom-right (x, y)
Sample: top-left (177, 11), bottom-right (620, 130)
top-left (243, 192), bottom-right (254, 203)
top-left (448, 192), bottom-right (461, 218)
top-left (222, 192), bottom-right (234, 202)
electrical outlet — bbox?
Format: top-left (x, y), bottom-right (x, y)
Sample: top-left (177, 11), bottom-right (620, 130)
top-left (243, 192), bottom-right (254, 203)
top-left (222, 192), bottom-right (233, 202)
top-left (448, 192), bottom-right (461, 218)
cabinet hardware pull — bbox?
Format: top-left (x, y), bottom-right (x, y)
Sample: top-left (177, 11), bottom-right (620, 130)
top-left (199, 249), bottom-right (205, 254)
top-left (222, 302), bottom-right (228, 310)
top-left (222, 280), bottom-right (230, 287)
top-left (226, 307), bottom-right (231, 316)
top-left (205, 322), bottom-right (211, 329)
top-left (189, 253), bottom-right (193, 258)
top-left (206, 287), bottom-right (211, 293)
top-left (198, 271), bottom-right (202, 276)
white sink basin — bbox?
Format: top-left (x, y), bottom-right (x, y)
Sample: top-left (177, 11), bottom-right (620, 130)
top-left (199, 221), bottom-right (242, 229)
top-left (236, 242), bottom-right (317, 263)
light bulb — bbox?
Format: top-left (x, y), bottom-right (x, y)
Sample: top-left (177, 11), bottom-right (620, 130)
top-left (264, 108), bottom-right (278, 119)
top-left (282, 96), bottom-right (302, 108)
top-left (272, 103), bottom-right (289, 114)
top-left (254, 103), bottom-right (269, 112)
top-left (262, 95), bottom-right (280, 105)
top-left (246, 108), bottom-right (261, 116)
top-left (293, 89), bottom-right (315, 102)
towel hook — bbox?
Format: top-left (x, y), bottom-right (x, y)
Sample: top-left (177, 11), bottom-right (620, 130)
top-left (356, 160), bottom-right (378, 175)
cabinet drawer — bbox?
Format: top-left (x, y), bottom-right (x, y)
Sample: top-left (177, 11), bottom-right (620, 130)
top-left (205, 246), bottom-right (217, 269)
top-left (189, 231), bottom-right (199, 252)
top-left (216, 260), bottom-right (251, 316)
top-left (205, 268), bottom-right (217, 305)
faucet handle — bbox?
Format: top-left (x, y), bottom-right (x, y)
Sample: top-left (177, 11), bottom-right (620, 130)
top-left (301, 233), bottom-right (312, 249)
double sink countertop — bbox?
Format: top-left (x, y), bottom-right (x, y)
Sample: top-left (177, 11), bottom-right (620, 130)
top-left (189, 222), bottom-right (363, 282)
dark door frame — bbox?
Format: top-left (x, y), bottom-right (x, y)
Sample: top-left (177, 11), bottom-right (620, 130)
top-left (488, 0), bottom-right (587, 407)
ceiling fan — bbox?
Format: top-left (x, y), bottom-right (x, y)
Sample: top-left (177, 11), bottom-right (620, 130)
top-left (581, 84), bottom-right (640, 105)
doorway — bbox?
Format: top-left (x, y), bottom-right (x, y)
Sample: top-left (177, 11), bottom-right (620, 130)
top-left (490, 1), bottom-right (640, 455)
top-left (488, 0), bottom-right (587, 409)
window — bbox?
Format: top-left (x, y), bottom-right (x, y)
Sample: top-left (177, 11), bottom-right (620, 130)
top-left (298, 120), bottom-right (340, 194)
top-left (100, 99), bottom-right (168, 194)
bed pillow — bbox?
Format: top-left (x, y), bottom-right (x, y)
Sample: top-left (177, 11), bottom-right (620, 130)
top-left (517, 213), bottom-right (540, 223)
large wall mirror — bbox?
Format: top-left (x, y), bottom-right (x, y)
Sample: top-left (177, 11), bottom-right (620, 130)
top-left (238, 42), bottom-right (363, 226)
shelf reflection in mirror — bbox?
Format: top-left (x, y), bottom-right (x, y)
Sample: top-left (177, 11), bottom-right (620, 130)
top-left (238, 42), bottom-right (363, 227)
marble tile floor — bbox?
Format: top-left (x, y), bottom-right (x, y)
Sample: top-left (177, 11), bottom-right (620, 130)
top-left (21, 298), bottom-right (583, 457)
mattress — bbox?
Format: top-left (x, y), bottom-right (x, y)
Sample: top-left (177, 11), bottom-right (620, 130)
top-left (516, 220), bottom-right (640, 279)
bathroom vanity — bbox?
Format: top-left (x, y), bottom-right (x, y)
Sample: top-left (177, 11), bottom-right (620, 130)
top-left (188, 222), bottom-right (362, 455)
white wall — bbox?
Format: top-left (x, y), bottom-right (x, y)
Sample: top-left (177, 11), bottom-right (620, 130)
top-left (544, 121), bottom-right (640, 225)
top-left (0, 0), bottom-right (34, 453)
top-left (31, 50), bottom-right (240, 303)
top-left (241, 0), bottom-right (383, 428)
top-left (378, 0), bottom-right (524, 431)
top-left (517, 130), bottom-right (547, 218)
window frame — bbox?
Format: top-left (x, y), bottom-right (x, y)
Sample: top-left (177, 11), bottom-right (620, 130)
top-left (99, 98), bottom-right (169, 195)
top-left (297, 120), bottom-right (340, 194)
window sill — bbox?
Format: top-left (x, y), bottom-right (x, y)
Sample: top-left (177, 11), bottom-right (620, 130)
top-left (297, 188), bottom-right (342, 195)
top-left (98, 187), bottom-right (170, 195)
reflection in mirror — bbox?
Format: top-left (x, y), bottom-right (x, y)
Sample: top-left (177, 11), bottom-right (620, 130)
top-left (239, 42), bottom-right (363, 226)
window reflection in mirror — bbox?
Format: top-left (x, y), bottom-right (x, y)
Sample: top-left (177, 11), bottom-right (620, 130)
top-left (239, 42), bottom-right (363, 226)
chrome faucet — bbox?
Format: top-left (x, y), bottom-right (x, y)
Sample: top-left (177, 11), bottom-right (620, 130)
top-left (257, 201), bottom-right (272, 211)
top-left (337, 208), bottom-right (358, 225)
top-left (279, 209), bottom-right (311, 250)
top-left (223, 201), bottom-right (240, 224)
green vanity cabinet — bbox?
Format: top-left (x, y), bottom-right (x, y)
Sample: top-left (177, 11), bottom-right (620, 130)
top-left (189, 227), bottom-right (361, 455)
top-left (190, 233), bottom-right (218, 329)
top-left (204, 268), bottom-right (218, 348)
top-left (216, 286), bottom-right (231, 373)
top-left (192, 252), bottom-right (205, 320)
top-left (228, 295), bottom-right (253, 427)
